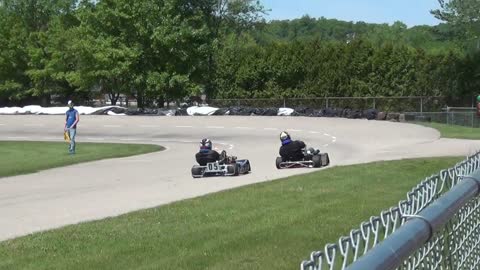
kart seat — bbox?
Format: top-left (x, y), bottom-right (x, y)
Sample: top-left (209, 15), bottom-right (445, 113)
top-left (196, 151), bottom-right (220, 166)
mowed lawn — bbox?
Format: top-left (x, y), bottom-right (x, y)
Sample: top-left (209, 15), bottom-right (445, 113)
top-left (415, 121), bottom-right (480, 140)
top-left (0, 157), bottom-right (461, 270)
top-left (0, 141), bottom-right (164, 178)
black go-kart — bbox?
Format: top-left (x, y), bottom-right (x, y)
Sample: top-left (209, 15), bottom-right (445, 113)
top-left (191, 151), bottom-right (251, 178)
top-left (276, 148), bottom-right (330, 169)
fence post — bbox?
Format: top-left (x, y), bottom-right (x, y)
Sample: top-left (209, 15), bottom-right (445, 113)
top-left (472, 111), bottom-right (474, 128)
top-left (446, 107), bottom-right (449, 125)
top-left (283, 98), bottom-right (286, 108)
top-left (373, 98), bottom-right (376, 110)
top-left (326, 97), bottom-right (329, 108)
top-left (420, 97), bottom-right (423, 114)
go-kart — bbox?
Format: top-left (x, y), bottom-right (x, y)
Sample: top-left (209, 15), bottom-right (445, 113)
top-left (192, 150), bottom-right (251, 178)
top-left (276, 148), bottom-right (330, 169)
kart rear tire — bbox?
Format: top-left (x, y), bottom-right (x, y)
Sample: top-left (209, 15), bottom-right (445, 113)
top-left (191, 166), bottom-right (203, 177)
top-left (276, 157), bottom-right (283, 169)
top-left (312, 155), bottom-right (322, 168)
top-left (320, 153), bottom-right (330, 166)
top-left (234, 163), bottom-right (240, 176)
top-left (245, 161), bottom-right (251, 173)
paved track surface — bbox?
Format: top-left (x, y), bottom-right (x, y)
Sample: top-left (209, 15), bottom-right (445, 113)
top-left (0, 115), bottom-right (479, 241)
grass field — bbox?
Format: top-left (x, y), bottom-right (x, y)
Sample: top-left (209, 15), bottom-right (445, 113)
top-left (415, 122), bottom-right (480, 140)
top-left (0, 141), bottom-right (164, 178)
top-left (0, 156), bottom-right (461, 270)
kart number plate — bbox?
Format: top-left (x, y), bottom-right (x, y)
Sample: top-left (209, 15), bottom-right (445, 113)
top-left (206, 162), bottom-right (221, 172)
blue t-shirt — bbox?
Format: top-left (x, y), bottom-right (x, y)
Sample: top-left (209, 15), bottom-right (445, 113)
top-left (66, 108), bottom-right (78, 128)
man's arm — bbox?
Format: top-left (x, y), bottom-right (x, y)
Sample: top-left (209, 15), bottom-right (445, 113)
top-left (298, 141), bottom-right (306, 149)
top-left (64, 113), bottom-right (68, 131)
top-left (72, 111), bottom-right (80, 127)
top-left (213, 151), bottom-right (220, 160)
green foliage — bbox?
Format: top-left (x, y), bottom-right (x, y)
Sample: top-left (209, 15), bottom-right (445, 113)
top-left (253, 16), bottom-right (464, 53)
top-left (432, 0), bottom-right (480, 52)
top-left (0, 3), bottom-right (29, 103)
top-left (213, 36), bottom-right (472, 100)
top-left (0, 0), bottom-right (479, 107)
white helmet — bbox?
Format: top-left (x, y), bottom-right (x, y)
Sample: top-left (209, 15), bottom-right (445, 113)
top-left (200, 138), bottom-right (212, 150)
top-left (280, 131), bottom-right (291, 143)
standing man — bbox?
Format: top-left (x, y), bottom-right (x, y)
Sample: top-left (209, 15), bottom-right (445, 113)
top-left (65, 100), bottom-right (80, 154)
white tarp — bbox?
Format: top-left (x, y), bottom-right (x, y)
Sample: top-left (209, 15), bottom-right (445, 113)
top-left (0, 107), bottom-right (22, 114)
top-left (107, 111), bottom-right (126, 116)
top-left (0, 105), bottom-right (296, 116)
top-left (0, 105), bottom-right (125, 115)
top-left (277, 107), bottom-right (294, 116)
top-left (186, 106), bottom-right (219, 116)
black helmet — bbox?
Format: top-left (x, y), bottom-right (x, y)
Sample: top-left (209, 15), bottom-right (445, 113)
top-left (280, 131), bottom-right (291, 145)
top-left (200, 138), bottom-right (212, 150)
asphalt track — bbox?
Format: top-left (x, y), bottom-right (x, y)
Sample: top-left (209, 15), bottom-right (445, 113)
top-left (1, 115), bottom-right (480, 242)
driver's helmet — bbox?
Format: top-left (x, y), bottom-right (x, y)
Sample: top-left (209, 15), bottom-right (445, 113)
top-left (280, 131), bottom-right (291, 145)
top-left (200, 138), bottom-right (212, 151)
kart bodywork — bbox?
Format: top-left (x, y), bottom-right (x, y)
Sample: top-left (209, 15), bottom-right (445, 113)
top-left (192, 151), bottom-right (251, 178)
top-left (276, 149), bottom-right (330, 169)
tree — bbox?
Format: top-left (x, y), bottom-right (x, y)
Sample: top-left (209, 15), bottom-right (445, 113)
top-left (432, 0), bottom-right (480, 49)
top-left (202, 0), bottom-right (266, 98)
top-left (64, 0), bottom-right (141, 105)
top-left (0, 0), bottom-right (79, 105)
top-left (0, 5), bottom-right (29, 105)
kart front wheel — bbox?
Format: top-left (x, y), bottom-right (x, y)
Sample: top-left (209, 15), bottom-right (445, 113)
top-left (191, 166), bottom-right (203, 178)
top-left (276, 157), bottom-right (283, 169)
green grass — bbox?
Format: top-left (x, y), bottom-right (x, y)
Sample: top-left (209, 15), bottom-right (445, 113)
top-left (415, 121), bottom-right (480, 140)
top-left (0, 141), bottom-right (164, 178)
top-left (0, 157), bottom-right (461, 270)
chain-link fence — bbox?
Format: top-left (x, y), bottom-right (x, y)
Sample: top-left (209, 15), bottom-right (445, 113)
top-left (300, 152), bottom-right (480, 270)
top-left (208, 96), bottom-right (450, 112)
top-left (405, 107), bottom-right (480, 128)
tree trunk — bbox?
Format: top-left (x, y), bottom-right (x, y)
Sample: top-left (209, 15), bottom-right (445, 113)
top-left (108, 92), bottom-right (120, 105)
top-left (157, 95), bottom-right (165, 108)
top-left (136, 90), bottom-right (144, 109)
top-left (40, 95), bottom-right (51, 107)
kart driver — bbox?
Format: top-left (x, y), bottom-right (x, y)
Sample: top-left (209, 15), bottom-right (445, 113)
top-left (196, 138), bottom-right (221, 166)
top-left (279, 131), bottom-right (306, 161)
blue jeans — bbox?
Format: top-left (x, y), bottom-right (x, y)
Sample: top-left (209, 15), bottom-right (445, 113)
top-left (68, 128), bottom-right (76, 153)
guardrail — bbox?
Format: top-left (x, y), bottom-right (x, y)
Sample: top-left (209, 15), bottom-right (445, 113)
top-left (300, 152), bottom-right (480, 270)
top-left (345, 168), bottom-right (480, 270)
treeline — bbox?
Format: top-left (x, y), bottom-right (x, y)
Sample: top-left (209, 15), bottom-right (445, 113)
top-left (253, 16), bottom-right (468, 53)
top-left (214, 34), bottom-right (480, 100)
top-left (0, 0), bottom-right (479, 108)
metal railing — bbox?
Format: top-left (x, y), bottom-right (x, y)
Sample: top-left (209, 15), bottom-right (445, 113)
top-left (300, 152), bottom-right (480, 270)
top-left (208, 96), bottom-right (448, 112)
top-left (406, 108), bottom-right (480, 128)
